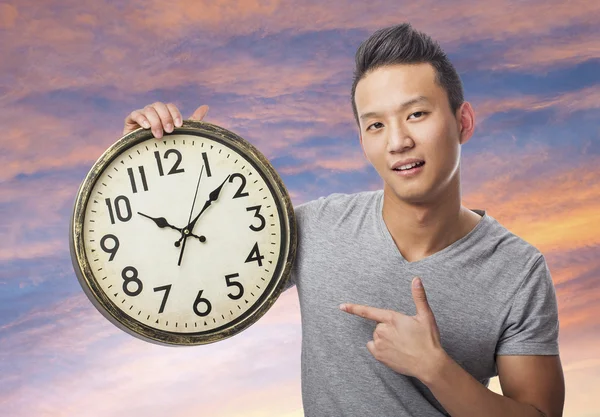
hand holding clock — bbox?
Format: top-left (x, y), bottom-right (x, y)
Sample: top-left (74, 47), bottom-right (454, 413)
top-left (123, 102), bottom-right (209, 137)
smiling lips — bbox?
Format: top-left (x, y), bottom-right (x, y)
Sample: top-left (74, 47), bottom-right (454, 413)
top-left (394, 161), bottom-right (425, 171)
top-left (391, 160), bottom-right (425, 176)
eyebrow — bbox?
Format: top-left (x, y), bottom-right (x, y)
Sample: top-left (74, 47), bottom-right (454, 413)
top-left (359, 96), bottom-right (431, 121)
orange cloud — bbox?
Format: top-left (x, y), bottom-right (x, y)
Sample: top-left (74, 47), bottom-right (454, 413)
top-left (493, 35), bottom-right (600, 71)
top-left (115, 0), bottom-right (600, 48)
top-left (0, 3), bottom-right (18, 29)
top-left (473, 85), bottom-right (600, 124)
top-left (462, 139), bottom-right (600, 254)
top-left (278, 152), bottom-right (367, 176)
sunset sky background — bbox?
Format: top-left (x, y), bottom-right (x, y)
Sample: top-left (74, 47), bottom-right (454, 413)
top-left (1, 0), bottom-right (600, 416)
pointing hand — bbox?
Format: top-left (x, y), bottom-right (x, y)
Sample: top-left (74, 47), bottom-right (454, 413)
top-left (340, 277), bottom-right (447, 382)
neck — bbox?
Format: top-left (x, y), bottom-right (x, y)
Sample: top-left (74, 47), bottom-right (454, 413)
top-left (381, 173), bottom-right (480, 262)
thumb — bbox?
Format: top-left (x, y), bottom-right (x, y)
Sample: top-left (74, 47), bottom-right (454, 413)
top-left (189, 104), bottom-right (209, 121)
top-left (411, 277), bottom-right (432, 317)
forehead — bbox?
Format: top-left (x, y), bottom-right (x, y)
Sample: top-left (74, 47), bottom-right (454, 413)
top-left (355, 63), bottom-right (445, 112)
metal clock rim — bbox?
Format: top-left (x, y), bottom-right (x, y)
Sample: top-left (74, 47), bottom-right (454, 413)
top-left (70, 120), bottom-right (297, 346)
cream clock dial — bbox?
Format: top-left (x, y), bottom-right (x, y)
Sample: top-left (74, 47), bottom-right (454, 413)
top-left (70, 121), bottom-right (296, 346)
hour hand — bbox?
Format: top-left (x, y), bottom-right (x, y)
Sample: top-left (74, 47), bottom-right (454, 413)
top-left (138, 212), bottom-right (207, 244)
top-left (138, 212), bottom-right (181, 232)
top-left (194, 174), bottom-right (232, 223)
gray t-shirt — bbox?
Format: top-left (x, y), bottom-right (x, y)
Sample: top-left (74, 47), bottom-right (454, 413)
top-left (285, 190), bottom-right (559, 417)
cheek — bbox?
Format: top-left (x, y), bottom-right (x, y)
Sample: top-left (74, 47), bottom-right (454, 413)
top-left (361, 139), bottom-right (384, 165)
top-left (420, 124), bottom-right (458, 163)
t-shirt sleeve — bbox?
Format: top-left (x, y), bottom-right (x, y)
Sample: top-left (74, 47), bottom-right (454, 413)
top-left (495, 255), bottom-right (560, 356)
top-left (282, 199), bottom-right (318, 292)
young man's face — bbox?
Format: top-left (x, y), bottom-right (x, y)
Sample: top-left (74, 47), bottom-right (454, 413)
top-left (355, 63), bottom-right (469, 205)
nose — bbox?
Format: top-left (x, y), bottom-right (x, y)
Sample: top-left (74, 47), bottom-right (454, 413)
top-left (386, 123), bottom-right (414, 153)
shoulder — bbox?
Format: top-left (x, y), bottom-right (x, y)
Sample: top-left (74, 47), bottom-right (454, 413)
top-left (295, 190), bottom-right (382, 225)
top-left (480, 213), bottom-right (547, 280)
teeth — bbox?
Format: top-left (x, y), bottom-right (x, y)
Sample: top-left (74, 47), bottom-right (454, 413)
top-left (397, 161), bottom-right (423, 171)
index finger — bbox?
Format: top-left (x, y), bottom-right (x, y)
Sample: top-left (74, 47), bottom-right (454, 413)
top-left (340, 303), bottom-right (394, 323)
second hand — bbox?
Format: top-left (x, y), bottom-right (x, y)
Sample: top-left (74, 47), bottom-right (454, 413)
top-left (176, 165), bottom-right (205, 265)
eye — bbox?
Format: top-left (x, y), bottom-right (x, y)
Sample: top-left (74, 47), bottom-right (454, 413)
top-left (366, 122), bottom-right (383, 131)
top-left (408, 111), bottom-right (427, 119)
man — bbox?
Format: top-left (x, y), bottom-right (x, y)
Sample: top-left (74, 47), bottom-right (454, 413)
top-left (123, 23), bottom-right (564, 417)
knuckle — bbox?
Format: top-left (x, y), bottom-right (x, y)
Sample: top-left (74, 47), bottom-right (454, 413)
top-left (167, 103), bottom-right (181, 116)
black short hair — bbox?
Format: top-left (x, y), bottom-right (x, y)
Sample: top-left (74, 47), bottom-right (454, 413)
top-left (351, 23), bottom-right (464, 126)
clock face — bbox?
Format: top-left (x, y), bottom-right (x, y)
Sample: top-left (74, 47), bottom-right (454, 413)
top-left (71, 123), bottom-right (295, 345)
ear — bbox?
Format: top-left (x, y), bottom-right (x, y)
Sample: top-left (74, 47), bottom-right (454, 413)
top-left (457, 102), bottom-right (475, 145)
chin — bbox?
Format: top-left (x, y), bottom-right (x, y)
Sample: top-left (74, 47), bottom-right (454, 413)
top-left (384, 183), bottom-right (430, 204)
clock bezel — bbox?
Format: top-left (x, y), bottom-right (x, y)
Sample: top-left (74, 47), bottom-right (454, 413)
top-left (70, 120), bottom-right (297, 346)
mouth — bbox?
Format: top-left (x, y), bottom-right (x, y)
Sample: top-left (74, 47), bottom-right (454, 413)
top-left (392, 161), bottom-right (425, 172)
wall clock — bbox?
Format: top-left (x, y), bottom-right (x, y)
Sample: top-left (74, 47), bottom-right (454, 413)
top-left (70, 120), bottom-right (296, 346)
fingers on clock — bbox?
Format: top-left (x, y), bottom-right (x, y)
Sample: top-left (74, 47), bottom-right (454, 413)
top-left (140, 105), bottom-right (162, 138)
top-left (152, 102), bottom-right (177, 133)
top-left (166, 103), bottom-right (183, 127)
top-left (123, 109), bottom-right (150, 134)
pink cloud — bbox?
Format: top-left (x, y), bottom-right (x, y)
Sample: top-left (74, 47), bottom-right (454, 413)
top-left (0, 288), bottom-right (303, 417)
top-left (2, 0), bottom-right (598, 109)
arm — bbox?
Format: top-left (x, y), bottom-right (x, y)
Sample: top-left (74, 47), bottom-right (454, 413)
top-left (422, 351), bottom-right (565, 417)
top-left (422, 252), bottom-right (564, 417)
top-left (283, 198), bottom-right (323, 292)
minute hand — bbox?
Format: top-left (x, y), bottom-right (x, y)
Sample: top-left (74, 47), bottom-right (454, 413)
top-left (180, 174), bottom-right (231, 240)
top-left (176, 174), bottom-right (231, 266)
